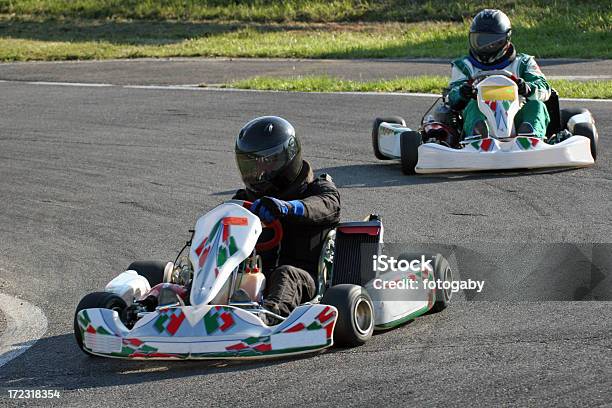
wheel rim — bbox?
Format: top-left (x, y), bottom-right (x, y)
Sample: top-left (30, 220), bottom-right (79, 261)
top-left (443, 266), bottom-right (453, 301)
top-left (106, 301), bottom-right (125, 315)
top-left (354, 297), bottom-right (373, 335)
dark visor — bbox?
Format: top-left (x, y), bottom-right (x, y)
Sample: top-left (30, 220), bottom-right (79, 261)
top-left (236, 138), bottom-right (298, 193)
top-left (469, 32), bottom-right (508, 55)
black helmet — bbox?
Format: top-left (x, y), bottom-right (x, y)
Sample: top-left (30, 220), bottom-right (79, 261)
top-left (235, 116), bottom-right (303, 196)
top-left (469, 9), bottom-right (512, 64)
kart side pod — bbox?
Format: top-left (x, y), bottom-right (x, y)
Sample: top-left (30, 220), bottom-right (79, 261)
top-left (330, 218), bottom-right (452, 329)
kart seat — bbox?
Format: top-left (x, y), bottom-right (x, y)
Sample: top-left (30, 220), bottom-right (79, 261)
top-left (544, 89), bottom-right (561, 137)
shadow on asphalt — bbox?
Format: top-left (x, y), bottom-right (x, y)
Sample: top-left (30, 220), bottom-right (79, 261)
top-left (1, 321), bottom-right (435, 392)
top-left (316, 163), bottom-right (579, 188)
top-left (1, 333), bottom-right (342, 391)
top-left (209, 164), bottom-right (579, 194)
top-left (0, 19), bottom-right (334, 46)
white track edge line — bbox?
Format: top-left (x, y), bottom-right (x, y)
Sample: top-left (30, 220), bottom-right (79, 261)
top-left (1, 79), bottom-right (610, 102)
top-left (0, 293), bottom-right (48, 368)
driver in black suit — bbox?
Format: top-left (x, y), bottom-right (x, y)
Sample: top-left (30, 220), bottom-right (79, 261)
top-left (233, 116), bottom-right (340, 322)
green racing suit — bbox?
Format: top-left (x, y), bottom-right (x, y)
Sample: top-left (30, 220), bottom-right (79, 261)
top-left (447, 50), bottom-right (551, 139)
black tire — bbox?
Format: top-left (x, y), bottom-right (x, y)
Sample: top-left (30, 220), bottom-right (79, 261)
top-left (74, 292), bottom-right (127, 355)
top-left (400, 130), bottom-right (422, 175)
top-left (430, 254), bottom-right (452, 313)
top-left (372, 116), bottom-right (406, 160)
top-left (397, 252), bottom-right (452, 313)
top-left (573, 122), bottom-right (598, 161)
top-left (321, 284), bottom-right (374, 347)
top-left (559, 107), bottom-right (598, 160)
top-left (560, 107), bottom-right (589, 130)
top-left (127, 260), bottom-right (168, 286)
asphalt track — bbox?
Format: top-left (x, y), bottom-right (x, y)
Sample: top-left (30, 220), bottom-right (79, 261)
top-left (0, 63), bottom-right (611, 407)
top-left (1, 57), bottom-right (611, 85)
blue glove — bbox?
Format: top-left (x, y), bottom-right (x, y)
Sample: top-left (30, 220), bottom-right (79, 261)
top-left (250, 197), bottom-right (305, 223)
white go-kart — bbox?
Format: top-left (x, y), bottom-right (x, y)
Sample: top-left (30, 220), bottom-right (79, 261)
top-left (74, 201), bottom-right (453, 360)
top-left (372, 70), bottom-right (598, 174)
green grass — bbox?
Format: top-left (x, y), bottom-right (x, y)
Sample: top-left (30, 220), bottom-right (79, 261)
top-left (0, 0), bottom-right (609, 24)
top-left (219, 75), bottom-right (612, 99)
top-left (0, 1), bottom-right (609, 61)
top-left (0, 18), bottom-right (609, 62)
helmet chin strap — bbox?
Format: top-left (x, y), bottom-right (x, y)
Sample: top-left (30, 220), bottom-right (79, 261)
top-left (248, 184), bottom-right (279, 198)
top-left (469, 43), bottom-right (515, 70)
top-left (486, 42), bottom-right (511, 62)
top-left (246, 160), bottom-right (312, 200)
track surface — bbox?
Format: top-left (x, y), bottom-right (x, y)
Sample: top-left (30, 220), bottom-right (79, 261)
top-left (1, 57), bottom-right (611, 85)
top-left (0, 76), bottom-right (610, 406)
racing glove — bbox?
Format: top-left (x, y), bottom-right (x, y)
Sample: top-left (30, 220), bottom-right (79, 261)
top-left (460, 82), bottom-right (476, 100)
top-left (250, 197), bottom-right (305, 223)
top-left (516, 78), bottom-right (532, 97)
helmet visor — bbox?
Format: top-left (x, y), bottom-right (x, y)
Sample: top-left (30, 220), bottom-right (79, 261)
top-left (469, 32), bottom-right (508, 60)
top-left (236, 138), bottom-right (299, 194)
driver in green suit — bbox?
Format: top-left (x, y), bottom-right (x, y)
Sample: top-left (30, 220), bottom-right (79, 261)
top-left (447, 9), bottom-right (551, 139)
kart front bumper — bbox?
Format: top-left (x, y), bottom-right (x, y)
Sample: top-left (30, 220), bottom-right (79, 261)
top-left (76, 304), bottom-right (336, 360)
top-left (414, 136), bottom-right (594, 174)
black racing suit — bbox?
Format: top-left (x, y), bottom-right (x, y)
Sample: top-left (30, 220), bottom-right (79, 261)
top-left (233, 160), bottom-right (341, 316)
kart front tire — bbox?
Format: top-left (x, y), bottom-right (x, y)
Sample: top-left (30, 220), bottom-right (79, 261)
top-left (127, 260), bottom-right (170, 286)
top-left (322, 284), bottom-right (374, 347)
top-left (74, 292), bottom-right (127, 355)
top-left (372, 116), bottom-right (406, 160)
top-left (400, 130), bottom-right (422, 175)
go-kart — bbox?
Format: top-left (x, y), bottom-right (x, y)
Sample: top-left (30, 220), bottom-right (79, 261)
top-left (74, 201), bottom-right (453, 360)
top-left (372, 70), bottom-right (598, 174)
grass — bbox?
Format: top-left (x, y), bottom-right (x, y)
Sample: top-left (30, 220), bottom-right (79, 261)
top-left (219, 75), bottom-right (612, 99)
top-left (0, 0), bottom-right (609, 24)
top-left (0, 18), bottom-right (609, 62)
top-left (0, 20), bottom-right (467, 61)
top-left (224, 75), bottom-right (451, 94)
top-left (0, 1), bottom-right (609, 61)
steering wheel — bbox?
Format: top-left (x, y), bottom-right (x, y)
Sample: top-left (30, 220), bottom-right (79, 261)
top-left (239, 200), bottom-right (284, 252)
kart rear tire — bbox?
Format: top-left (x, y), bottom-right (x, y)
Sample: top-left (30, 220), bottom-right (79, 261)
top-left (430, 254), bottom-right (453, 313)
top-left (74, 292), bottom-right (127, 355)
top-left (560, 108), bottom-right (588, 130)
top-left (372, 116), bottom-right (406, 160)
top-left (322, 284), bottom-right (374, 347)
top-left (573, 122), bottom-right (598, 161)
top-left (127, 260), bottom-right (169, 286)
top-left (397, 252), bottom-right (452, 313)
top-left (560, 108), bottom-right (598, 160)
top-left (400, 130), bottom-right (422, 175)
